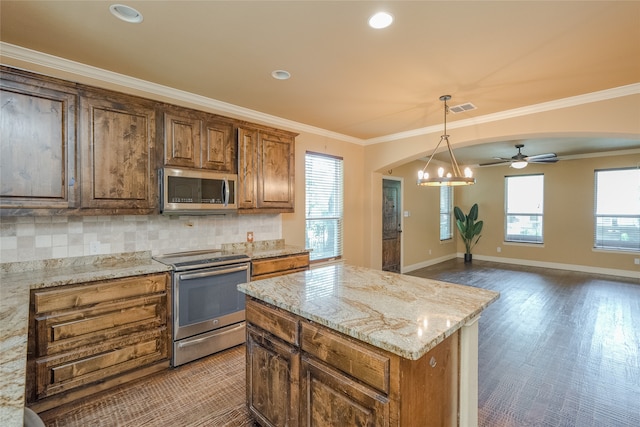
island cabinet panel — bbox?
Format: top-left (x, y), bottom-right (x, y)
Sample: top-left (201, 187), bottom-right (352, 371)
top-left (0, 67), bottom-right (78, 214)
top-left (247, 325), bottom-right (300, 427)
top-left (163, 106), bottom-right (236, 172)
top-left (301, 356), bottom-right (390, 427)
top-left (251, 253), bottom-right (310, 280)
top-left (246, 297), bottom-right (461, 427)
top-left (300, 322), bottom-right (390, 394)
top-left (237, 126), bottom-right (297, 213)
top-left (26, 273), bottom-right (171, 412)
top-left (396, 332), bottom-right (459, 426)
top-left (79, 89), bottom-right (158, 213)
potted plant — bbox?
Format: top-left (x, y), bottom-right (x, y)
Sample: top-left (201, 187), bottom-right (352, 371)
top-left (454, 203), bottom-right (483, 263)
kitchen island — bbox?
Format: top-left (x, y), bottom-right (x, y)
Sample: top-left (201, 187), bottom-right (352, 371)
top-left (238, 263), bottom-right (499, 427)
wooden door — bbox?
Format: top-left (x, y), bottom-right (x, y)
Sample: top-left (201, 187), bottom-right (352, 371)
top-left (0, 69), bottom-right (77, 211)
top-left (237, 127), bottom-right (258, 209)
top-left (300, 356), bottom-right (389, 427)
top-left (382, 179), bottom-right (402, 273)
top-left (163, 110), bottom-right (201, 168)
top-left (257, 131), bottom-right (295, 211)
top-left (201, 117), bottom-right (235, 172)
top-left (80, 91), bottom-right (157, 212)
top-left (246, 326), bottom-right (300, 427)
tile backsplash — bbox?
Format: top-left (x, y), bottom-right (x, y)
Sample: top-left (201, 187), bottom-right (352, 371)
top-left (0, 214), bottom-right (281, 263)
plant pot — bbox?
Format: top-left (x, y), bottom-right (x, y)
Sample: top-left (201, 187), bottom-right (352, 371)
top-left (464, 253), bottom-right (473, 263)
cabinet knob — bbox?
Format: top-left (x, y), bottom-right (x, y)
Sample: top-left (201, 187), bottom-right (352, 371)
top-left (429, 356), bottom-right (437, 368)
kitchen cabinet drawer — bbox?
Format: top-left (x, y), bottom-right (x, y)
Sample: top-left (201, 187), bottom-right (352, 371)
top-left (301, 322), bottom-right (390, 394)
top-left (26, 272), bottom-right (171, 411)
top-left (35, 294), bottom-right (167, 357)
top-left (246, 298), bottom-right (299, 346)
top-left (251, 253), bottom-right (309, 279)
top-left (34, 329), bottom-right (167, 400)
top-left (33, 274), bottom-right (168, 313)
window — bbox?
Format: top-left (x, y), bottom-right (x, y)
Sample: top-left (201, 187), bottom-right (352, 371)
top-left (305, 152), bottom-right (343, 261)
top-left (505, 174), bottom-right (544, 243)
top-left (440, 186), bottom-right (453, 240)
top-left (594, 168), bottom-right (640, 251)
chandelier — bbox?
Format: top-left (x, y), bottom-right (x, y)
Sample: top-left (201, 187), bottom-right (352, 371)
top-left (417, 95), bottom-right (475, 186)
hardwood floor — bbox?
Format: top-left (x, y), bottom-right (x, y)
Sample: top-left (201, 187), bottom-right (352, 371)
top-left (408, 259), bottom-right (640, 427)
top-left (38, 260), bottom-right (640, 426)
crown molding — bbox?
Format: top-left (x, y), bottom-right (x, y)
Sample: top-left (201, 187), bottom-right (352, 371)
top-left (2, 42), bottom-right (637, 147)
top-left (366, 83), bottom-right (640, 145)
top-left (0, 42), bottom-right (364, 145)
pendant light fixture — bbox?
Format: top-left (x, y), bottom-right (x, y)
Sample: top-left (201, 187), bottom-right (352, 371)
top-left (417, 95), bottom-right (475, 187)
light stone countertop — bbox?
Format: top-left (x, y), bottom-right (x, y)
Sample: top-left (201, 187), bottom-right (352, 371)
top-left (238, 263), bottom-right (500, 361)
top-left (221, 239), bottom-right (310, 260)
top-left (0, 252), bottom-right (172, 427)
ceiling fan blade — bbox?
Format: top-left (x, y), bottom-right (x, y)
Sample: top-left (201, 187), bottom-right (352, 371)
top-left (526, 153), bottom-right (557, 161)
top-left (528, 157), bottom-right (559, 164)
top-left (478, 160), bottom-right (510, 167)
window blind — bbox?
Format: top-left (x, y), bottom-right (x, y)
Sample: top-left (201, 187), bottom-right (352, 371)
top-left (440, 186), bottom-right (453, 241)
top-left (505, 174), bottom-right (544, 243)
top-left (305, 152), bottom-right (344, 261)
top-left (594, 168), bottom-right (640, 251)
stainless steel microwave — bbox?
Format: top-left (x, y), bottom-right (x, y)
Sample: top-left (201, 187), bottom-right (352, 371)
top-left (159, 167), bottom-right (238, 215)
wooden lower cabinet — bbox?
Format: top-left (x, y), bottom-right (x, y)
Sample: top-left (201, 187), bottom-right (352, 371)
top-left (246, 325), bottom-right (300, 427)
top-left (251, 253), bottom-right (310, 280)
top-left (301, 356), bottom-right (389, 427)
top-left (246, 298), bottom-right (460, 427)
top-left (26, 273), bottom-right (171, 412)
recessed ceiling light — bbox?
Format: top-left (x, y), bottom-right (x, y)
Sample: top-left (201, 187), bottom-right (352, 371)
top-left (271, 70), bottom-right (291, 80)
top-left (368, 12), bottom-right (393, 29)
top-left (109, 4), bottom-right (143, 23)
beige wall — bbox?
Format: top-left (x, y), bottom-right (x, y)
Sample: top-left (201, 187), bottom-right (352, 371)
top-left (282, 133), bottom-right (366, 266)
top-left (362, 96), bottom-right (640, 276)
top-left (455, 153), bottom-right (640, 273)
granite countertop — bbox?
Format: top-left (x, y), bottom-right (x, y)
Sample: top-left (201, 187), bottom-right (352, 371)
top-left (221, 239), bottom-right (310, 260)
top-left (238, 263), bottom-right (500, 361)
top-left (0, 252), bottom-right (171, 426)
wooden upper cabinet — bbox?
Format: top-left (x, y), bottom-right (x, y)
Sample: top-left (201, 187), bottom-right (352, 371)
top-left (163, 106), bottom-right (236, 172)
top-left (237, 126), bottom-right (297, 213)
top-left (163, 110), bottom-right (201, 168)
top-left (202, 117), bottom-right (235, 172)
top-left (0, 67), bottom-right (77, 213)
top-left (79, 89), bottom-right (157, 213)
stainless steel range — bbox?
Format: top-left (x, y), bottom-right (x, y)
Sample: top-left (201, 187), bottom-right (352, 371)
top-left (153, 250), bottom-right (251, 367)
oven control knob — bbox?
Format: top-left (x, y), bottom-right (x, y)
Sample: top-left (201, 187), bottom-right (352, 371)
top-left (213, 319), bottom-right (219, 325)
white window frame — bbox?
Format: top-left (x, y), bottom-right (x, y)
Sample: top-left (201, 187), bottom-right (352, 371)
top-left (505, 174), bottom-right (544, 244)
top-left (594, 168), bottom-right (640, 252)
top-left (440, 186), bottom-right (453, 241)
top-left (305, 152), bottom-right (344, 262)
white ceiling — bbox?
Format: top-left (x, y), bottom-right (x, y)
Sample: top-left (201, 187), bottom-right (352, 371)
top-left (1, 1), bottom-right (639, 164)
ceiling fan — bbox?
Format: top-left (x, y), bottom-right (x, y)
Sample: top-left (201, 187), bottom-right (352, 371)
top-left (480, 144), bottom-right (558, 169)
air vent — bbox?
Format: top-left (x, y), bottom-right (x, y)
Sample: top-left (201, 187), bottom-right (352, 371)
top-left (449, 102), bottom-right (477, 114)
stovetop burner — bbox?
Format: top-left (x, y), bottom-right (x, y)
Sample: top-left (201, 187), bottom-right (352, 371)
top-left (153, 249), bottom-right (251, 271)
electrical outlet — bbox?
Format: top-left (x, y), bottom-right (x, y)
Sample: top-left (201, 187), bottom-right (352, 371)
top-left (635, 258), bottom-right (640, 265)
top-left (247, 232), bottom-right (254, 243)
top-left (428, 249), bottom-right (432, 255)
top-left (89, 241), bottom-right (100, 255)
top-left (497, 246), bottom-right (502, 253)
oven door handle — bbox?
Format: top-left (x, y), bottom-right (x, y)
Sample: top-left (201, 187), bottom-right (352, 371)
top-left (177, 264), bottom-right (249, 281)
top-left (177, 323), bottom-right (245, 348)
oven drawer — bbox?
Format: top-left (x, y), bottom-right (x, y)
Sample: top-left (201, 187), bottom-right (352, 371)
top-left (173, 322), bottom-right (245, 366)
